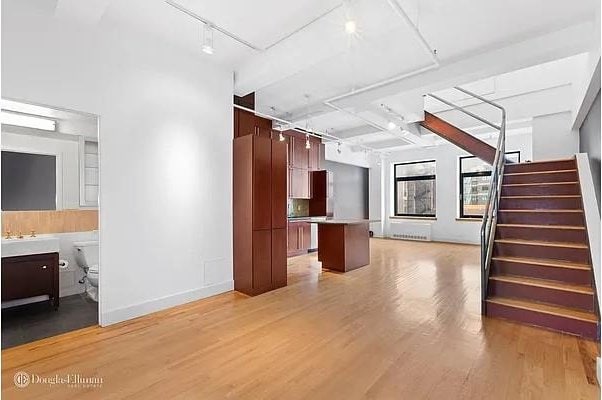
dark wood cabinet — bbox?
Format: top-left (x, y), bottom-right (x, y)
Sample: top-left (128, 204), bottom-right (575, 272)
top-left (287, 221), bottom-right (311, 256)
top-left (2, 252), bottom-right (59, 309)
top-left (233, 108), bottom-right (274, 139)
top-left (290, 168), bottom-right (310, 199)
top-left (234, 132), bottom-right (288, 296)
top-left (309, 170), bottom-right (333, 217)
top-left (309, 141), bottom-right (320, 171)
top-left (253, 136), bottom-right (272, 230)
top-left (291, 136), bottom-right (309, 169)
top-left (271, 228), bottom-right (287, 289)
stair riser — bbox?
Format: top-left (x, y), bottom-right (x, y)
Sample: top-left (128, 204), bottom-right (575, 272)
top-left (504, 160), bottom-right (576, 174)
top-left (494, 242), bottom-right (589, 263)
top-left (486, 302), bottom-right (599, 339)
top-left (488, 280), bottom-right (594, 311)
top-left (491, 260), bottom-right (592, 285)
top-left (496, 226), bottom-right (587, 243)
top-left (498, 211), bottom-right (585, 226)
top-left (501, 183), bottom-right (580, 196)
top-left (499, 197), bottom-right (582, 210)
top-left (503, 171), bottom-right (578, 184)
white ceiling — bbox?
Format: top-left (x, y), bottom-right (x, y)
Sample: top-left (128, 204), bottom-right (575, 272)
top-left (7, 0), bottom-right (600, 152)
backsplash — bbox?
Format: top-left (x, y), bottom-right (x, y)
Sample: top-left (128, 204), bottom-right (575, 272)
top-left (288, 199), bottom-right (309, 218)
top-left (2, 209), bottom-right (98, 235)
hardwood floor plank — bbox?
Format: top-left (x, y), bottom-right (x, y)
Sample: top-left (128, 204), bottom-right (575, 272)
top-left (1, 239), bottom-right (599, 399)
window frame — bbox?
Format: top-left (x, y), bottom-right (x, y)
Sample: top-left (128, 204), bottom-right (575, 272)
top-left (459, 151), bottom-right (520, 219)
top-left (393, 159), bottom-right (437, 218)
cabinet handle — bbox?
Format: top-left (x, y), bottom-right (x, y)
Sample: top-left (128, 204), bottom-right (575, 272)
top-left (41, 265), bottom-right (47, 269)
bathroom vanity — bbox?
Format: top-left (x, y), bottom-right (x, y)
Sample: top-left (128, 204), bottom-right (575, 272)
top-left (1, 237), bottom-right (60, 309)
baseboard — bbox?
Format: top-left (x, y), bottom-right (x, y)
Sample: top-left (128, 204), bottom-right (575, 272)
top-left (99, 280), bottom-right (234, 326)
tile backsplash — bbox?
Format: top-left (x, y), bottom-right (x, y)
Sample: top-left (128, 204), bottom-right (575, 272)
top-left (288, 199), bottom-right (309, 218)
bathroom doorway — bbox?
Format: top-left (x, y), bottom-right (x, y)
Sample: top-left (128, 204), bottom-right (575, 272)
top-left (1, 99), bottom-right (100, 348)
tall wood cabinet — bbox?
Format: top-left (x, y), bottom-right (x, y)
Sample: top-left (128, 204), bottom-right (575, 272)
top-left (233, 134), bottom-right (287, 296)
top-left (286, 131), bottom-right (321, 199)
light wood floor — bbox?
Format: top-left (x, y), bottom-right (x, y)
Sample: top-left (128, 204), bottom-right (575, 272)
top-left (2, 239), bottom-right (599, 399)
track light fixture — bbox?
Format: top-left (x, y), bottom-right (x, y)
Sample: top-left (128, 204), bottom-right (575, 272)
top-left (202, 23), bottom-right (214, 54)
top-left (279, 132), bottom-right (285, 141)
top-left (305, 134), bottom-right (311, 149)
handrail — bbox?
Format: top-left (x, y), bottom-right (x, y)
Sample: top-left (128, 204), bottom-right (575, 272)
top-left (426, 87), bottom-right (506, 315)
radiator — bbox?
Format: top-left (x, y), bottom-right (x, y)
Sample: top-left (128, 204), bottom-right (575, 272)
top-left (388, 221), bottom-right (432, 241)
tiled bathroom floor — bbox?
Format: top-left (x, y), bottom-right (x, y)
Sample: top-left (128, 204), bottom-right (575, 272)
top-left (2, 294), bottom-right (98, 349)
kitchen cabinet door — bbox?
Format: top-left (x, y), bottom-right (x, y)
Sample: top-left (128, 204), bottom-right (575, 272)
top-left (237, 109), bottom-right (256, 137)
top-left (300, 223), bottom-right (311, 251)
top-left (271, 228), bottom-right (287, 289)
top-left (271, 140), bottom-right (287, 229)
top-left (291, 137), bottom-right (309, 169)
top-left (253, 136), bottom-right (272, 230)
top-left (287, 223), bottom-right (299, 253)
top-left (308, 140), bottom-right (320, 170)
top-left (290, 168), bottom-right (310, 199)
top-left (252, 230), bottom-right (272, 292)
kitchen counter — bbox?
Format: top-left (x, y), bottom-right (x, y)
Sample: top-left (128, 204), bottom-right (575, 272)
top-left (317, 219), bottom-right (370, 272)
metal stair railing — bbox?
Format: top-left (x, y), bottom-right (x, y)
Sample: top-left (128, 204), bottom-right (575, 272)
top-left (426, 87), bottom-right (506, 314)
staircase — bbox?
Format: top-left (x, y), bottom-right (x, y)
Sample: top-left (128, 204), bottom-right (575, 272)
top-left (485, 158), bottom-right (599, 339)
top-left (421, 111), bottom-right (497, 164)
top-left (425, 87), bottom-right (599, 340)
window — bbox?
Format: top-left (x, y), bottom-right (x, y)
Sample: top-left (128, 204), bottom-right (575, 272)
top-left (459, 152), bottom-right (520, 218)
top-left (394, 160), bottom-right (436, 217)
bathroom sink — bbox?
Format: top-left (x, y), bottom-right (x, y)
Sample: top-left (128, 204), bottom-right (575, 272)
top-left (1, 236), bottom-right (60, 258)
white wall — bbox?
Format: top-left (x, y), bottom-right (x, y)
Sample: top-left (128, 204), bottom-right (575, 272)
top-left (372, 133), bottom-right (532, 244)
top-left (532, 111), bottom-right (579, 161)
top-left (2, 3), bottom-right (234, 325)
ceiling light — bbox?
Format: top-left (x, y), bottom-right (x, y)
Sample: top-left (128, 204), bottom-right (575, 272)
top-left (387, 121), bottom-right (397, 130)
top-left (279, 132), bottom-right (285, 141)
top-left (305, 135), bottom-right (311, 149)
top-left (1, 111), bottom-right (56, 131)
top-left (202, 24), bottom-right (214, 55)
top-left (337, 142), bottom-right (342, 154)
top-left (345, 20), bottom-right (357, 34)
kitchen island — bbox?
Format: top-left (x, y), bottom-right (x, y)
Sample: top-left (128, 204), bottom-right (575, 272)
top-left (315, 220), bottom-right (370, 272)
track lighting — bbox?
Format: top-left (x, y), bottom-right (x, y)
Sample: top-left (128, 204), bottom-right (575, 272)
top-left (387, 121), bottom-right (397, 130)
top-left (337, 142), bottom-right (342, 154)
top-left (279, 132), bottom-right (285, 141)
top-left (305, 135), bottom-right (311, 149)
top-left (202, 24), bottom-right (214, 54)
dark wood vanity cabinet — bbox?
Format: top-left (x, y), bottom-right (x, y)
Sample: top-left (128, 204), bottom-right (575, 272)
top-left (2, 252), bottom-right (59, 309)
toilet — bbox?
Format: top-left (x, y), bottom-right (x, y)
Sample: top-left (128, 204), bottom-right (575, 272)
top-left (73, 241), bottom-right (99, 301)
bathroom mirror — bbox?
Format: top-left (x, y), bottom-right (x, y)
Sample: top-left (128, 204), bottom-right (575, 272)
top-left (1, 150), bottom-right (57, 211)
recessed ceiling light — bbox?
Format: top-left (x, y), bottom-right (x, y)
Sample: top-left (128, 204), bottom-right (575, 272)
top-left (345, 20), bottom-right (357, 34)
top-left (387, 121), bottom-right (397, 130)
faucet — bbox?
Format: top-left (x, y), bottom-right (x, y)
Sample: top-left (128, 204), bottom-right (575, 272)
top-left (16, 231), bottom-right (24, 239)
top-left (4, 231), bottom-right (11, 239)
top-left (30, 230), bottom-right (36, 238)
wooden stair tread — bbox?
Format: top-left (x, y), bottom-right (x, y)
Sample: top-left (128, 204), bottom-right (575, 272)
top-left (500, 195), bottom-right (581, 199)
top-left (504, 169), bottom-right (577, 176)
top-left (496, 223), bottom-right (585, 230)
top-left (489, 275), bottom-right (593, 294)
top-left (495, 238), bottom-right (588, 249)
top-left (499, 209), bottom-right (583, 213)
top-left (487, 297), bottom-right (598, 323)
top-left (507, 157), bottom-right (575, 165)
top-left (503, 181), bottom-right (579, 187)
top-left (492, 256), bottom-right (590, 270)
